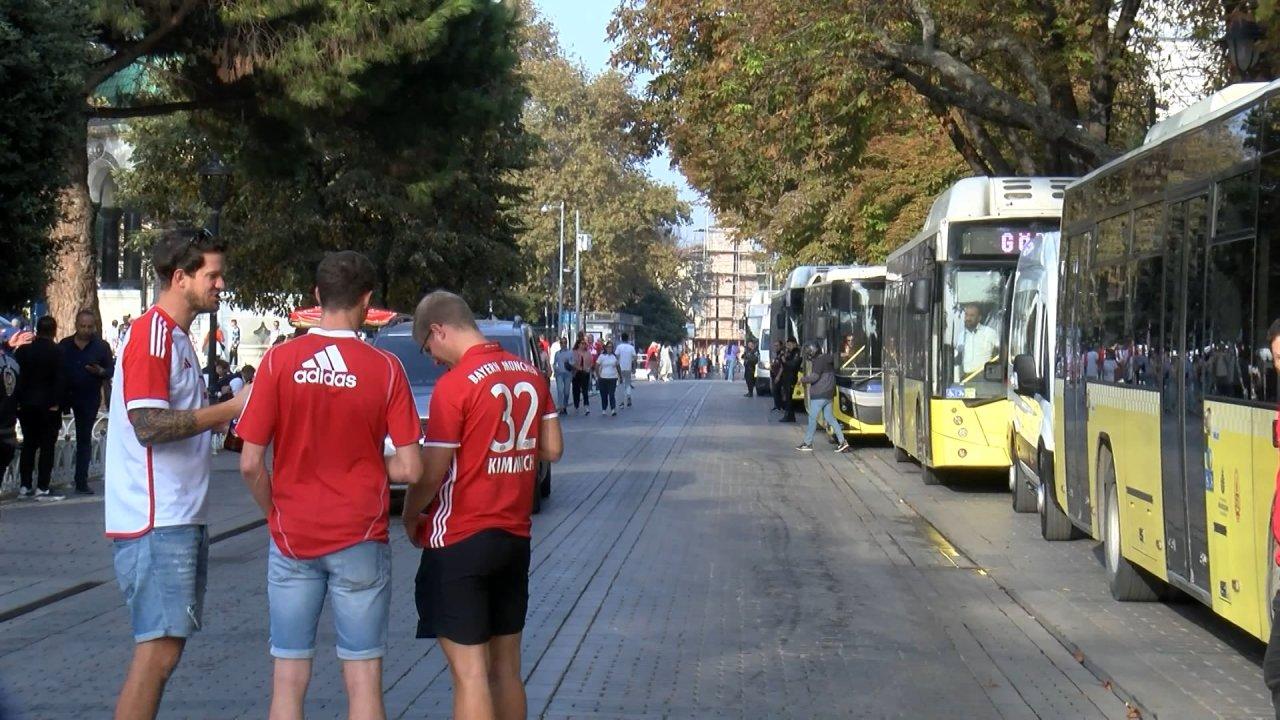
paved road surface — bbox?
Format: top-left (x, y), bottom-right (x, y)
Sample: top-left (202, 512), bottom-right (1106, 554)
top-left (0, 380), bottom-right (1256, 718)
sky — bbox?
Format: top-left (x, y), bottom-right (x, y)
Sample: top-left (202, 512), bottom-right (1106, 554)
top-left (531, 0), bottom-right (715, 238)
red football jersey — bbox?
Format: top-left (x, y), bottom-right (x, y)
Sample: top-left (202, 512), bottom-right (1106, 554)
top-left (419, 342), bottom-right (557, 548)
top-left (236, 328), bottom-right (420, 559)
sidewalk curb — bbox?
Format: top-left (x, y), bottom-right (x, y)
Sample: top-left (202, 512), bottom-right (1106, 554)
top-left (0, 516), bottom-right (265, 625)
top-left (850, 452), bottom-right (1155, 720)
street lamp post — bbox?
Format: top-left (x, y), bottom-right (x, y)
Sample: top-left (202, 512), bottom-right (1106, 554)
top-left (573, 212), bottom-right (591, 335)
top-left (198, 153), bottom-right (232, 378)
top-left (541, 201), bottom-right (566, 337)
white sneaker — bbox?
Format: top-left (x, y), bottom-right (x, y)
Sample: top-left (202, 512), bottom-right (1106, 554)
top-left (18, 487), bottom-right (34, 499)
top-left (34, 489), bottom-right (65, 502)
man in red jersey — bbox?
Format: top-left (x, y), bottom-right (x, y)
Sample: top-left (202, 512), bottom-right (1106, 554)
top-left (403, 291), bottom-right (563, 720)
top-left (237, 252), bottom-right (423, 720)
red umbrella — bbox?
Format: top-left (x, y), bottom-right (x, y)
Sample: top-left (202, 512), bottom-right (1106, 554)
top-left (287, 306), bottom-right (402, 329)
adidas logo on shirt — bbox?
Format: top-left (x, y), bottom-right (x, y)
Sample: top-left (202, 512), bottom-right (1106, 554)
top-left (294, 345), bottom-right (358, 388)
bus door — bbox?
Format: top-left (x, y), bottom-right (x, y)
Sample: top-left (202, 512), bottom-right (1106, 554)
top-left (1062, 232), bottom-right (1092, 527)
top-left (1161, 194), bottom-right (1211, 594)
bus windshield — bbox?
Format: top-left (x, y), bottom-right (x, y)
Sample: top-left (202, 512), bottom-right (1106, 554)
top-left (836, 281), bottom-right (884, 378)
top-left (940, 267), bottom-right (1012, 399)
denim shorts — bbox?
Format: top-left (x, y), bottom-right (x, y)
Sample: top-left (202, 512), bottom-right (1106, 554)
top-left (113, 524), bottom-right (209, 643)
top-left (267, 540), bottom-right (391, 661)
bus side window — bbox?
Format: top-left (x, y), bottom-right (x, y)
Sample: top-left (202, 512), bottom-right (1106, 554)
top-left (1257, 153), bottom-right (1280, 403)
top-left (1129, 256), bottom-right (1163, 388)
top-left (1203, 238), bottom-right (1255, 400)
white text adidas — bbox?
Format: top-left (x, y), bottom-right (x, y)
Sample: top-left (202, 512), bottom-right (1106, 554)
top-left (294, 346), bottom-right (358, 388)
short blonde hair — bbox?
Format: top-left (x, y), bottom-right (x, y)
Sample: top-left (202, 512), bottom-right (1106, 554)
top-left (412, 291), bottom-right (478, 345)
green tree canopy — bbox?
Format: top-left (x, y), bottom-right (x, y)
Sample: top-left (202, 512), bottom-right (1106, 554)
top-left (117, 1), bottom-right (530, 315)
top-left (0, 0), bottom-right (86, 309)
top-left (513, 10), bottom-right (690, 322)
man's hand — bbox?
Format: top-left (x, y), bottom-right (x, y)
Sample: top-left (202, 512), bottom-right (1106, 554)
top-left (402, 511), bottom-right (423, 548)
top-left (224, 383), bottom-right (250, 415)
top-left (6, 331), bottom-right (33, 349)
top-left (85, 362), bottom-right (105, 377)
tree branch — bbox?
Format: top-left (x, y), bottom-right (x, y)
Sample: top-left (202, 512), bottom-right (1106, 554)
top-left (911, 0), bottom-right (938, 51)
top-left (926, 98), bottom-right (991, 175)
top-left (84, 0), bottom-right (203, 94)
top-left (87, 101), bottom-right (209, 119)
top-left (871, 38), bottom-right (1118, 167)
top-left (962, 112), bottom-right (1015, 175)
top-left (1112, 0), bottom-right (1143, 47)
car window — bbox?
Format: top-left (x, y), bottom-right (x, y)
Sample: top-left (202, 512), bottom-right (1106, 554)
top-left (491, 334), bottom-right (526, 359)
top-left (373, 335), bottom-right (448, 386)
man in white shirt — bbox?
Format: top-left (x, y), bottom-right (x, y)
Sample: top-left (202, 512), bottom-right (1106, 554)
top-left (957, 303), bottom-right (1000, 381)
top-left (615, 333), bottom-right (637, 408)
top-left (105, 231), bottom-right (247, 720)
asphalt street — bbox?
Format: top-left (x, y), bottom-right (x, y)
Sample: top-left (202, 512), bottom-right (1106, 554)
top-left (0, 379), bottom-right (1263, 718)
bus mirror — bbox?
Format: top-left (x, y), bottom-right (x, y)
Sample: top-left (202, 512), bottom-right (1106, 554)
top-left (908, 280), bottom-right (931, 315)
top-left (1012, 354), bottom-right (1039, 395)
top-left (984, 362), bottom-right (1005, 384)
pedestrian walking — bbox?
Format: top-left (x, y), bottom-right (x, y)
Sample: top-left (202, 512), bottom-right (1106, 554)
top-left (795, 342), bottom-right (848, 452)
top-left (105, 231), bottom-right (247, 720)
top-left (236, 251), bottom-right (423, 720)
top-left (227, 318), bottom-right (241, 367)
top-left (552, 336), bottom-right (574, 415)
top-left (615, 333), bottom-right (636, 407)
top-left (777, 339), bottom-right (802, 423)
top-left (58, 309), bottom-right (115, 495)
top-left (0, 327), bottom-right (33, 487)
top-left (742, 340), bottom-right (759, 397)
top-left (646, 341), bottom-right (660, 382)
top-left (660, 344), bottom-right (674, 381)
top-left (595, 341), bottom-right (620, 416)
top-left (770, 341), bottom-right (785, 411)
top-left (401, 290), bottom-right (563, 720)
top-left (202, 323), bottom-right (225, 360)
top-left (572, 339), bottom-right (593, 415)
top-left (724, 341), bottom-right (740, 381)
top-left (14, 315), bottom-right (65, 501)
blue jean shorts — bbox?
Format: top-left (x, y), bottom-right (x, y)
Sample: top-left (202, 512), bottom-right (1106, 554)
top-left (268, 540), bottom-right (391, 661)
top-left (113, 524), bottom-right (209, 643)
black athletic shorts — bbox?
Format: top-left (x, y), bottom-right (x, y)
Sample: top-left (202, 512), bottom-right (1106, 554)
top-left (414, 528), bottom-right (531, 645)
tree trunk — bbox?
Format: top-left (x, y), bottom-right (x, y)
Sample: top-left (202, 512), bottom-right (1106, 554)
top-left (46, 124), bottom-right (98, 337)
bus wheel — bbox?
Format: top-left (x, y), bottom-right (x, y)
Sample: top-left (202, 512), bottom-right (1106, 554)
top-left (1039, 474), bottom-right (1076, 541)
top-left (1102, 463), bottom-right (1161, 601)
top-left (1010, 455), bottom-right (1035, 513)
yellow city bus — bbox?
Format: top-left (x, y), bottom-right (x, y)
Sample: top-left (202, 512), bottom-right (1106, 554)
top-left (1049, 81), bottom-right (1280, 641)
top-left (801, 267), bottom-right (887, 437)
top-left (884, 177), bottom-right (1072, 484)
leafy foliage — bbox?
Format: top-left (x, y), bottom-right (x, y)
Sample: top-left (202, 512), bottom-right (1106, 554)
top-left (512, 10), bottom-right (689, 320)
top-left (118, 1), bottom-right (530, 315)
top-left (0, 0), bottom-right (87, 308)
top-left (610, 0), bottom-right (1227, 264)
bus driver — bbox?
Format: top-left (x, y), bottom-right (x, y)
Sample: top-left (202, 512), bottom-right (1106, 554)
top-left (957, 303), bottom-right (999, 381)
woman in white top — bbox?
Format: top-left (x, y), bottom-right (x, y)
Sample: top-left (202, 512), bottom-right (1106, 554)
top-left (594, 342), bottom-right (621, 416)
top-left (659, 344), bottom-right (674, 382)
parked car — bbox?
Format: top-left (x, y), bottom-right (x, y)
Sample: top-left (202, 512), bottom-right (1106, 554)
top-left (373, 317), bottom-right (554, 513)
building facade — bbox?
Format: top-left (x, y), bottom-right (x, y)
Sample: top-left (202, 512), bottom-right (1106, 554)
top-left (690, 227), bottom-right (765, 347)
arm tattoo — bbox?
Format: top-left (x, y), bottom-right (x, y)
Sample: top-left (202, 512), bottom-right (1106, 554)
top-left (128, 408), bottom-right (200, 446)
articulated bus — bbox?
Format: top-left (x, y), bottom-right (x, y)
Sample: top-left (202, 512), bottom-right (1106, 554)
top-left (1050, 81), bottom-right (1280, 640)
top-left (1006, 232), bottom-right (1062, 516)
top-left (884, 177), bottom-right (1072, 484)
top-left (801, 267), bottom-right (888, 436)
